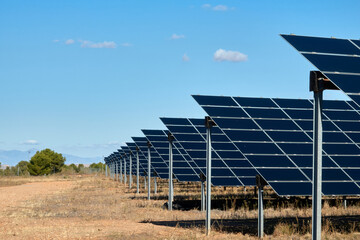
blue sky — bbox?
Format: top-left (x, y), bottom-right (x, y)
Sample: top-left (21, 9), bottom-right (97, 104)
top-left (1, 0), bottom-right (360, 158)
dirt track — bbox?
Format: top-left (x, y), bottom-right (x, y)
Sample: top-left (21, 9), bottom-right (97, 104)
top-left (0, 177), bottom-right (210, 240)
top-left (0, 180), bottom-right (74, 210)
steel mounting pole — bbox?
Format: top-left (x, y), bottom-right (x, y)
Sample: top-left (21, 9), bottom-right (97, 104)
top-left (112, 162), bottom-right (114, 180)
top-left (312, 88), bottom-right (323, 240)
top-left (136, 148), bottom-right (140, 194)
top-left (258, 185), bottom-right (264, 238)
top-left (309, 71), bottom-right (336, 240)
top-left (201, 180), bottom-right (205, 211)
top-left (256, 175), bottom-right (267, 238)
top-left (144, 173), bottom-right (147, 190)
top-left (168, 133), bottom-right (174, 211)
top-left (147, 141), bottom-right (152, 200)
top-left (124, 155), bottom-right (127, 184)
top-left (120, 158), bottom-right (123, 183)
top-left (129, 153), bottom-right (132, 189)
top-left (105, 164), bottom-right (108, 177)
top-left (205, 116), bottom-right (215, 236)
top-left (154, 174), bottom-right (157, 194)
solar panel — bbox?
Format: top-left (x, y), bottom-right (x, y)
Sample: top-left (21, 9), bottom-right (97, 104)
top-left (142, 129), bottom-right (201, 182)
top-left (121, 146), bottom-right (136, 175)
top-left (281, 34), bottom-right (360, 107)
top-left (160, 117), bottom-right (257, 186)
top-left (132, 137), bottom-right (167, 178)
top-left (193, 95), bottom-right (360, 196)
top-left (126, 142), bottom-right (146, 176)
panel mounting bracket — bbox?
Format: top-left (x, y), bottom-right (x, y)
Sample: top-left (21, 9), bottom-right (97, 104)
top-left (310, 71), bottom-right (339, 92)
top-left (205, 116), bottom-right (216, 129)
top-left (200, 172), bottom-right (206, 182)
top-left (168, 132), bottom-right (175, 142)
top-left (256, 175), bottom-right (268, 188)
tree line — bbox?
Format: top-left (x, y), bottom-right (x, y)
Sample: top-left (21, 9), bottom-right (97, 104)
top-left (0, 148), bottom-right (105, 176)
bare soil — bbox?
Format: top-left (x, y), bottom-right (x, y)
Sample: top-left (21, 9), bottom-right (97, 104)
top-left (0, 175), bottom-right (359, 239)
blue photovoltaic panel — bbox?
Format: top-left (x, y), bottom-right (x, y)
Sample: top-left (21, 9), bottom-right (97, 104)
top-left (126, 142), bottom-right (146, 176)
top-left (120, 146), bottom-right (132, 175)
top-left (132, 137), bottom-right (167, 178)
top-left (142, 129), bottom-right (201, 182)
top-left (161, 117), bottom-right (257, 186)
top-left (281, 34), bottom-right (360, 108)
top-left (121, 146), bottom-right (137, 175)
top-left (137, 131), bottom-right (170, 179)
top-left (193, 95), bottom-right (360, 196)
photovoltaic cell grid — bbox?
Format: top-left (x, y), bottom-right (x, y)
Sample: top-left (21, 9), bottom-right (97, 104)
top-left (193, 95), bottom-right (360, 196)
top-left (126, 142), bottom-right (147, 176)
top-left (117, 149), bottom-right (126, 174)
top-left (132, 137), bottom-right (168, 178)
top-left (142, 129), bottom-right (201, 182)
top-left (161, 117), bottom-right (258, 186)
top-left (281, 35), bottom-right (360, 107)
top-left (121, 146), bottom-right (136, 175)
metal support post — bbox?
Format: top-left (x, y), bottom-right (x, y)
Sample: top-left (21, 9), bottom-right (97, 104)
top-left (312, 89), bottom-right (323, 240)
top-left (343, 196), bottom-right (347, 209)
top-left (144, 174), bottom-right (147, 190)
top-left (205, 116), bottom-right (215, 236)
top-left (168, 133), bottom-right (174, 211)
top-left (136, 148), bottom-right (140, 194)
top-left (154, 175), bottom-right (157, 194)
top-left (310, 71), bottom-right (335, 240)
top-left (105, 165), bottom-right (108, 177)
top-left (147, 141), bottom-right (152, 200)
top-left (112, 163), bottom-right (114, 180)
top-left (258, 186), bottom-right (264, 238)
top-left (256, 175), bottom-right (267, 238)
top-left (115, 162), bottom-right (118, 181)
top-left (201, 181), bottom-right (205, 211)
top-left (124, 156), bottom-right (127, 184)
top-left (200, 173), bottom-right (206, 212)
top-left (129, 153), bottom-right (132, 189)
top-left (120, 159), bottom-right (123, 183)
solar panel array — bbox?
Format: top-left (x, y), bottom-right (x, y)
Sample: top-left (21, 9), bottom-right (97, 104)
top-left (193, 95), bottom-right (360, 196)
top-left (161, 117), bottom-right (258, 186)
top-left (142, 129), bottom-right (201, 182)
top-left (126, 142), bottom-right (146, 176)
top-left (132, 136), bottom-right (169, 178)
top-left (282, 35), bottom-right (360, 107)
top-left (103, 34), bottom-right (360, 199)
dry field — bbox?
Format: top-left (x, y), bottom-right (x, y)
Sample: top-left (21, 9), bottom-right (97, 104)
top-left (0, 175), bottom-right (360, 239)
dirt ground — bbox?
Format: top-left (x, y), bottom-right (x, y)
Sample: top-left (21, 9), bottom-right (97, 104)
top-left (0, 175), bottom-right (359, 240)
top-left (0, 176), bottom-right (240, 240)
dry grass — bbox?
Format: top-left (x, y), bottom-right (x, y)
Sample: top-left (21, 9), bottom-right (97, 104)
top-left (0, 175), bottom-right (360, 239)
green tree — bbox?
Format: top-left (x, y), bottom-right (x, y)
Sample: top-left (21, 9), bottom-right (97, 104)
top-left (4, 166), bottom-right (12, 176)
top-left (16, 161), bottom-right (30, 176)
top-left (28, 149), bottom-right (66, 176)
top-left (90, 162), bottom-right (105, 169)
top-left (69, 163), bottom-right (79, 173)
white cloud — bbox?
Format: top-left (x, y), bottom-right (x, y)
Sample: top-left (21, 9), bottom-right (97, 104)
top-left (213, 49), bottom-right (248, 62)
top-left (53, 39), bottom-right (60, 43)
top-left (182, 53), bottom-right (190, 62)
top-left (120, 42), bottom-right (133, 47)
top-left (80, 40), bottom-right (117, 48)
top-left (65, 39), bottom-right (75, 45)
top-left (202, 4), bottom-right (233, 11)
top-left (21, 140), bottom-right (39, 145)
top-left (202, 4), bottom-right (211, 9)
top-left (213, 5), bottom-right (228, 11)
top-left (170, 34), bottom-right (185, 40)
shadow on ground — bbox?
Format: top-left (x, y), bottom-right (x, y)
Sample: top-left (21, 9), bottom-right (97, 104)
top-left (142, 215), bottom-right (360, 236)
